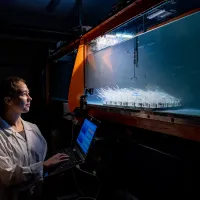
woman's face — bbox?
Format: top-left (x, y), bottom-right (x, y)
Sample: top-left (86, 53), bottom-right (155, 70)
top-left (8, 81), bottom-right (32, 114)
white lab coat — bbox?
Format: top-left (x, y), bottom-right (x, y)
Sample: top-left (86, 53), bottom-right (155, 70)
top-left (0, 117), bottom-right (47, 200)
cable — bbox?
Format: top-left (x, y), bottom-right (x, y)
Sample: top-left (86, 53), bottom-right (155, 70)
top-left (75, 165), bottom-right (99, 180)
top-left (71, 121), bottom-right (74, 146)
top-left (76, 197), bottom-right (95, 200)
top-left (72, 168), bottom-right (85, 196)
top-left (94, 183), bottom-right (101, 200)
top-left (75, 185), bottom-right (101, 200)
top-left (64, 112), bottom-right (76, 146)
top-left (74, 165), bottom-right (101, 200)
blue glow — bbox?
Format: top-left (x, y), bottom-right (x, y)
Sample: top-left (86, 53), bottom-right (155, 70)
top-left (76, 119), bottom-right (97, 154)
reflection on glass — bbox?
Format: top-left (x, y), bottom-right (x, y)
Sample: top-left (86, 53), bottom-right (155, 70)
top-left (85, 11), bottom-right (200, 116)
top-left (89, 34), bottom-right (134, 53)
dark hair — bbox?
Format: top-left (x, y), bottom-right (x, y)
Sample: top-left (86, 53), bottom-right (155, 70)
top-left (0, 76), bottom-right (26, 115)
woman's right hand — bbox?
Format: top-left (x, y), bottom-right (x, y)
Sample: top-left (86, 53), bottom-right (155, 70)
top-left (43, 153), bottom-right (69, 169)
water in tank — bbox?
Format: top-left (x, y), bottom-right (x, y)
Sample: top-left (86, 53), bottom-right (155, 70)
top-left (85, 8), bottom-right (200, 116)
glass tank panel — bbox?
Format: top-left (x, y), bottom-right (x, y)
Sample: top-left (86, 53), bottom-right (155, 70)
top-left (85, 11), bottom-right (200, 116)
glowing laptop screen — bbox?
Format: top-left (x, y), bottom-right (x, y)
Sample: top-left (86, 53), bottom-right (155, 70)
top-left (76, 119), bottom-right (97, 154)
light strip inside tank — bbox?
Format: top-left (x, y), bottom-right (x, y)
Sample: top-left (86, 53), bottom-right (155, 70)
top-left (96, 86), bottom-right (181, 109)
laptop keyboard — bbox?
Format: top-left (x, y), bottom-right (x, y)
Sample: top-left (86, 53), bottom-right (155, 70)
top-left (69, 149), bottom-right (83, 163)
top-left (48, 148), bottom-right (83, 175)
top-left (57, 148), bottom-right (82, 163)
top-left (54, 160), bottom-right (73, 173)
top-left (65, 149), bottom-right (77, 163)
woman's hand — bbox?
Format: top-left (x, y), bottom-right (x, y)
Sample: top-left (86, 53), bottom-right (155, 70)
top-left (43, 153), bottom-right (69, 169)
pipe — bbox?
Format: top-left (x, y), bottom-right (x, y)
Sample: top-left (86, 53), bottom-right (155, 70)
top-left (78, 0), bottom-right (83, 35)
top-left (0, 34), bottom-right (56, 44)
top-left (9, 27), bottom-right (78, 36)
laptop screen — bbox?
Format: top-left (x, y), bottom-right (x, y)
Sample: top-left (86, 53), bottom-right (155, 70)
top-left (76, 119), bottom-right (97, 154)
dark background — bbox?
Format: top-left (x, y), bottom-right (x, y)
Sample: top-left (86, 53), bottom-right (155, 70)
top-left (0, 39), bottom-right (48, 123)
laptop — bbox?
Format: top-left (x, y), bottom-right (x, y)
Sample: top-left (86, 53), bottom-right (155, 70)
top-left (46, 116), bottom-right (100, 177)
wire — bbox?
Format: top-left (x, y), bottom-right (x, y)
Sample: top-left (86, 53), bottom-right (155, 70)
top-left (94, 183), bottom-right (101, 200)
top-left (75, 185), bottom-right (101, 200)
top-left (75, 166), bottom-right (99, 180)
top-left (71, 121), bottom-right (74, 146)
top-left (64, 112), bottom-right (76, 146)
top-left (76, 197), bottom-right (95, 200)
top-left (74, 166), bottom-right (101, 200)
top-left (72, 168), bottom-right (85, 196)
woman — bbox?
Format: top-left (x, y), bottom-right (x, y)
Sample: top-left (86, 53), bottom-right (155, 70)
top-left (0, 77), bottom-right (68, 200)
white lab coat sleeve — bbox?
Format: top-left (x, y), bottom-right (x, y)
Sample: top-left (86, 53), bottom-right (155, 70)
top-left (0, 142), bottom-right (43, 187)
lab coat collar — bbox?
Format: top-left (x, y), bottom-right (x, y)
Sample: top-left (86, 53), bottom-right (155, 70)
top-left (0, 117), bottom-right (32, 136)
top-left (0, 117), bottom-right (14, 136)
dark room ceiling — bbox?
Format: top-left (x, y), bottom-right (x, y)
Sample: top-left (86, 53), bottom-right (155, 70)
top-left (0, 0), bottom-right (120, 31)
top-left (0, 0), bottom-right (119, 43)
top-left (0, 0), bottom-right (119, 42)
top-left (0, 0), bottom-right (200, 44)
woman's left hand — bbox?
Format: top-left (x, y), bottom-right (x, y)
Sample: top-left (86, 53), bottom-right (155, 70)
top-left (43, 153), bottom-right (69, 169)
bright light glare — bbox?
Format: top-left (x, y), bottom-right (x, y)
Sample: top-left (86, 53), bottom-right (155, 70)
top-left (147, 9), bottom-right (166, 19)
top-left (93, 33), bottom-right (134, 51)
top-left (96, 86), bottom-right (181, 109)
top-left (96, 37), bottom-right (118, 51)
top-left (106, 34), bottom-right (116, 38)
top-left (116, 34), bottom-right (133, 38)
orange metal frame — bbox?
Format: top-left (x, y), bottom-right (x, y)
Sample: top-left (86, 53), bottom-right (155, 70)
top-left (68, 38), bottom-right (86, 112)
